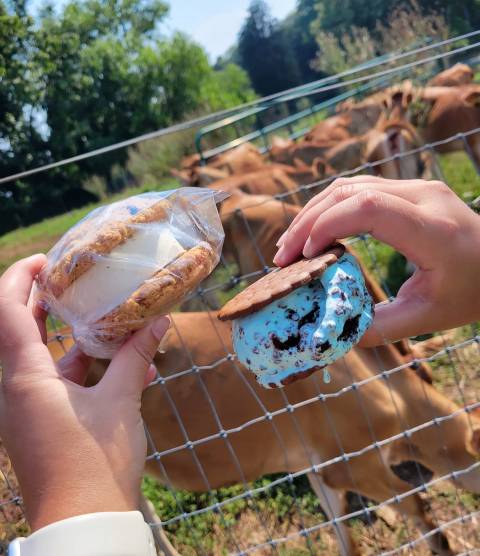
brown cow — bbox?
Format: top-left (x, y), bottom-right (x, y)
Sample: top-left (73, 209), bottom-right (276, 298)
top-left (417, 85), bottom-right (457, 103)
top-left (323, 136), bottom-right (365, 173)
top-left (270, 135), bottom-right (294, 152)
top-left (277, 158), bottom-right (334, 186)
top-left (270, 138), bottom-right (335, 166)
top-left (173, 143), bottom-right (266, 187)
top-left (423, 85), bottom-right (480, 167)
top-left (219, 190), bottom-right (302, 278)
top-left (324, 118), bottom-right (431, 179)
top-left (335, 100), bottom-right (384, 135)
top-left (428, 63), bottom-right (474, 88)
top-left (268, 136), bottom-right (331, 172)
top-left (335, 84), bottom-right (415, 134)
top-left (208, 167), bottom-right (303, 206)
top-left (304, 114), bottom-right (352, 143)
top-left (208, 142), bottom-right (266, 175)
top-left (179, 144), bottom-right (266, 175)
top-left (364, 119), bottom-right (433, 179)
top-left (206, 160), bottom-right (333, 205)
top-left (141, 314), bottom-right (480, 556)
top-left (171, 165), bottom-right (228, 187)
top-left (179, 152), bottom-right (201, 171)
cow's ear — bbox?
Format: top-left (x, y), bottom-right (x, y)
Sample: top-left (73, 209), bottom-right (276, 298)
top-left (464, 90), bottom-right (480, 107)
top-left (312, 157), bottom-right (326, 177)
top-left (170, 168), bottom-right (191, 184)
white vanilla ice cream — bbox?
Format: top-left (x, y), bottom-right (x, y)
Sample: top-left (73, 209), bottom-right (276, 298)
top-left (59, 225), bottom-right (185, 323)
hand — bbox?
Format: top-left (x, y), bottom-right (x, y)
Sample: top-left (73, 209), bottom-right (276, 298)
top-left (274, 176), bottom-right (480, 345)
top-left (0, 255), bottom-right (169, 531)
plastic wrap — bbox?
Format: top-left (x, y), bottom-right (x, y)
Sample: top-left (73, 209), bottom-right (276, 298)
top-left (36, 187), bottom-right (226, 358)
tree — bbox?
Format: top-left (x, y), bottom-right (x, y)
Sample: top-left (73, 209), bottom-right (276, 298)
top-left (0, 0), bottom-right (256, 235)
top-left (238, 0), bottom-right (301, 96)
top-left (206, 63), bottom-right (257, 110)
top-left (282, 0), bottom-right (321, 83)
top-left (413, 0), bottom-right (480, 34)
top-left (312, 0), bottom-right (397, 39)
top-left (311, 26), bottom-right (376, 76)
top-left (310, 2), bottom-right (451, 77)
top-left (0, 0), bottom-right (175, 233)
top-left (34, 0), bottom-right (171, 192)
top-left (311, 0), bottom-right (480, 44)
top-left (0, 1), bottom-right (53, 232)
top-left (35, 2), bottom-right (253, 192)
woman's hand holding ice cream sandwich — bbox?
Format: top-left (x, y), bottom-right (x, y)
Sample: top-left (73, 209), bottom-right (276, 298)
top-left (274, 176), bottom-right (480, 345)
top-left (0, 255), bottom-right (169, 531)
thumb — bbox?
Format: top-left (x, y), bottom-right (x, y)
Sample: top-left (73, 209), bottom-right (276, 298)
top-left (359, 294), bottom-right (433, 347)
top-left (102, 316), bottom-right (170, 397)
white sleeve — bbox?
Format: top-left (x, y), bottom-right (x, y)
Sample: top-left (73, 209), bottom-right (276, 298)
top-left (8, 511), bottom-right (156, 556)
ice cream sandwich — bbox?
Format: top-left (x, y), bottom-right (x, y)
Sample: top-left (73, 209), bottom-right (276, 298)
top-left (218, 245), bottom-right (374, 388)
top-left (37, 189), bottom-right (224, 357)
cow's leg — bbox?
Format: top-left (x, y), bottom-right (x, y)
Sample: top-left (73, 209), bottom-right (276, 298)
top-left (344, 467), bottom-right (453, 556)
top-left (323, 455), bottom-right (453, 556)
top-left (401, 494), bottom-right (453, 556)
top-left (139, 494), bottom-right (181, 556)
top-left (382, 477), bottom-right (452, 555)
top-left (307, 472), bottom-right (360, 556)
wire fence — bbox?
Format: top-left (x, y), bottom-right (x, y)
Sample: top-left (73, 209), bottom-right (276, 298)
top-left (2, 33), bottom-right (480, 556)
top-left (1, 30), bottom-right (479, 188)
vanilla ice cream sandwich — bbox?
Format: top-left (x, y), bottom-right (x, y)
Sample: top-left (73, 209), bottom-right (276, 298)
top-left (37, 189), bottom-right (224, 357)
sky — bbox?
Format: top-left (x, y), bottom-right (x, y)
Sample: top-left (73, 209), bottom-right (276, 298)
top-left (166, 1), bottom-right (297, 60)
top-left (30, 0), bottom-right (297, 61)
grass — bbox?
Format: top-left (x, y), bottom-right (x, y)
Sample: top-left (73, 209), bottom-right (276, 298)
top-left (438, 150), bottom-right (480, 200)
top-left (142, 474), bottom-right (322, 555)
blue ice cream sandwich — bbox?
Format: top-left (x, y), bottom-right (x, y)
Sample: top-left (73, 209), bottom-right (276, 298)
top-left (218, 244), bottom-right (374, 388)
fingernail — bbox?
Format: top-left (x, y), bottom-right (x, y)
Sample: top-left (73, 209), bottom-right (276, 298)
top-left (276, 231), bottom-right (287, 247)
top-left (303, 238), bottom-right (314, 259)
top-left (144, 363), bottom-right (158, 389)
top-left (273, 245), bottom-right (285, 266)
top-left (148, 363), bottom-right (158, 376)
top-left (152, 316), bottom-right (170, 339)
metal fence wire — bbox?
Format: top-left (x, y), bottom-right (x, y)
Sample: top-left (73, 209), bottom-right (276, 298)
top-left (2, 35), bottom-right (480, 556)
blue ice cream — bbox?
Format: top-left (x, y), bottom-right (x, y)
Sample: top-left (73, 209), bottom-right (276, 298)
top-left (232, 253), bottom-right (374, 388)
